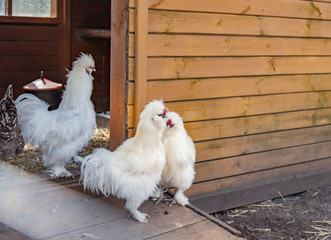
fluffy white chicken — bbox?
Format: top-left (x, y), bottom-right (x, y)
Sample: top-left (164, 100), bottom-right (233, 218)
top-left (153, 111), bottom-right (196, 206)
top-left (15, 53), bottom-right (96, 178)
top-left (80, 100), bottom-right (167, 223)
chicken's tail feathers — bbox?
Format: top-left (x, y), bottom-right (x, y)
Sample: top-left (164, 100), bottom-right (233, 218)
top-left (15, 93), bottom-right (48, 106)
top-left (15, 93), bottom-right (52, 147)
top-left (80, 148), bottom-right (113, 196)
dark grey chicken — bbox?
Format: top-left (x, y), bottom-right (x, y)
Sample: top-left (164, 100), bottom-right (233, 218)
top-left (0, 85), bottom-right (24, 160)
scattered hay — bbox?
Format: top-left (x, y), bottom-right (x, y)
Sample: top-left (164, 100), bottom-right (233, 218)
top-left (305, 221), bottom-right (331, 240)
top-left (5, 128), bottom-right (110, 175)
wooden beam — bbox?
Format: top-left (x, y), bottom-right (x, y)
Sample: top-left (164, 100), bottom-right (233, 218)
top-left (76, 28), bottom-right (111, 41)
top-left (51, 0), bottom-right (57, 18)
top-left (57, 0), bottom-right (71, 84)
top-left (133, 0), bottom-right (148, 132)
top-left (109, 0), bottom-right (128, 150)
top-left (5, 0), bottom-right (12, 16)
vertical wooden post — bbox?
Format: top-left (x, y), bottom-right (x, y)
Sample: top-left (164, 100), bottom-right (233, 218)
top-left (57, 0), bottom-right (71, 84)
top-left (134, 0), bottom-right (148, 132)
top-left (110, 0), bottom-right (127, 151)
top-left (5, 0), bottom-right (12, 16)
top-left (51, 0), bottom-right (57, 18)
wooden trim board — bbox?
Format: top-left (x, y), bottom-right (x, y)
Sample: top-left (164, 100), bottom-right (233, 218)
top-left (110, 0), bottom-right (128, 150)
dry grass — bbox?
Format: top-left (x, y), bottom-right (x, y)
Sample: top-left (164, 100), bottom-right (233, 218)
top-left (305, 221), bottom-right (331, 240)
top-left (6, 128), bottom-right (110, 174)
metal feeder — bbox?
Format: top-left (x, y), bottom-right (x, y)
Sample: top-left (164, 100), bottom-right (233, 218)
top-left (23, 71), bottom-right (62, 110)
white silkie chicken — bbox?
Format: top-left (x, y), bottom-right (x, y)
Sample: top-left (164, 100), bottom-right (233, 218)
top-left (153, 111), bottom-right (196, 206)
top-left (80, 100), bottom-right (167, 223)
top-left (15, 53), bottom-right (96, 178)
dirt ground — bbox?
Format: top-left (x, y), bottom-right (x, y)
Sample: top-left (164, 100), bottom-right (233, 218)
top-left (215, 185), bottom-right (331, 240)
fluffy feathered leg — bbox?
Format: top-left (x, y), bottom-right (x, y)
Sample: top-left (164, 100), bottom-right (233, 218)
top-left (47, 165), bottom-right (73, 179)
top-left (125, 199), bottom-right (150, 223)
top-left (171, 189), bottom-right (189, 207)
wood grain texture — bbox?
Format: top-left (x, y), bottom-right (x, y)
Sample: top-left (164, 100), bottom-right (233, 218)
top-left (190, 166), bottom-right (331, 212)
top-left (129, 10), bottom-right (331, 38)
top-left (128, 74), bottom-right (331, 103)
top-left (146, 220), bottom-right (241, 240)
top-left (0, 41), bottom-right (57, 56)
top-left (195, 141), bottom-right (331, 182)
top-left (195, 125), bottom-right (331, 162)
top-left (187, 158), bottom-right (331, 198)
top-left (110, 0), bottom-right (128, 150)
top-left (165, 92), bottom-right (331, 122)
top-left (0, 25), bottom-right (57, 41)
top-left (185, 108), bottom-right (331, 142)
top-left (129, 34), bottom-right (331, 57)
top-left (57, 0), bottom-right (71, 86)
top-left (127, 0), bottom-right (331, 209)
top-left (133, 57), bottom-right (331, 80)
top-left (130, 0), bottom-right (331, 20)
top-left (134, 0), bottom-right (149, 132)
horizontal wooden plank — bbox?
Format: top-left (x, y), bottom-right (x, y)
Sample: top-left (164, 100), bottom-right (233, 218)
top-left (0, 71), bottom-right (58, 86)
top-left (168, 92), bottom-right (331, 122)
top-left (130, 0), bottom-right (331, 20)
top-left (0, 25), bottom-right (57, 41)
top-left (190, 165), bottom-right (331, 212)
top-left (127, 92), bottom-right (331, 127)
top-left (187, 157), bottom-right (331, 198)
top-left (129, 56), bottom-right (331, 80)
top-left (129, 34), bottom-right (331, 57)
top-left (147, 220), bottom-right (239, 240)
top-left (195, 125), bottom-right (331, 162)
top-left (47, 199), bottom-right (205, 240)
top-left (186, 108), bottom-right (331, 142)
top-left (195, 141), bottom-right (331, 182)
top-left (72, 107), bottom-right (331, 141)
top-left (128, 74), bottom-right (331, 103)
top-left (129, 10), bottom-right (331, 38)
top-left (0, 41), bottom-right (57, 56)
top-left (0, 56), bottom-right (57, 72)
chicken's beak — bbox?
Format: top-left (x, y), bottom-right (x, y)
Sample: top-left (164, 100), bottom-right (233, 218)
top-left (158, 109), bottom-right (167, 118)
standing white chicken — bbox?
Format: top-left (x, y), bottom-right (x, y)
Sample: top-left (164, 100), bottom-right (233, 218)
top-left (153, 111), bottom-right (196, 206)
top-left (80, 100), bottom-right (167, 223)
top-left (15, 53), bottom-right (96, 178)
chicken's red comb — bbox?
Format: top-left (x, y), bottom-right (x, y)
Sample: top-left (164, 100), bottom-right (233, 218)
top-left (166, 119), bottom-right (174, 128)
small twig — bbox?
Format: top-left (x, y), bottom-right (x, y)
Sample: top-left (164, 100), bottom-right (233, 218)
top-left (267, 234), bottom-right (284, 239)
top-left (278, 191), bottom-right (286, 203)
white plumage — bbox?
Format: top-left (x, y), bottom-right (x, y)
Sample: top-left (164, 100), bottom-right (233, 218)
top-left (154, 111), bottom-right (196, 206)
top-left (15, 53), bottom-right (96, 178)
top-left (80, 100), bottom-right (167, 223)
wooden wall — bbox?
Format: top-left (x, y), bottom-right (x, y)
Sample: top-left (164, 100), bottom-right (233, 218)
top-left (0, 21), bottom-right (59, 99)
top-left (71, 0), bottom-right (110, 112)
top-left (129, 0), bottom-right (331, 212)
top-left (0, 0), bottom-right (110, 113)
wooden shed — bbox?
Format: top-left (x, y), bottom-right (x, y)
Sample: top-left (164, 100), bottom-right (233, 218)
top-left (1, 0), bottom-right (331, 213)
